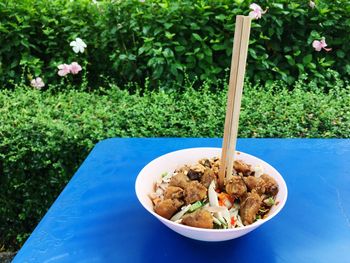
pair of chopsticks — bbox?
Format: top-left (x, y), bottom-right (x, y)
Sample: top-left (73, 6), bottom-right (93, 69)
top-left (218, 16), bottom-right (252, 189)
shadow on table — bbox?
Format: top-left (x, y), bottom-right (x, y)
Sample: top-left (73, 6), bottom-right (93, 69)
top-left (138, 223), bottom-right (277, 263)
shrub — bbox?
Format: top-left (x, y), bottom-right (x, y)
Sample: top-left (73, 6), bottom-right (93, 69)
top-left (1, 76), bottom-right (350, 250)
top-left (0, 0), bottom-right (349, 89)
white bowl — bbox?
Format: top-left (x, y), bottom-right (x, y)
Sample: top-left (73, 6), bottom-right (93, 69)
top-left (135, 147), bottom-right (287, 242)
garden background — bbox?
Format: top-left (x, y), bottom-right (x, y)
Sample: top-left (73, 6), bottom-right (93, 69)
top-left (1, 0), bottom-right (349, 254)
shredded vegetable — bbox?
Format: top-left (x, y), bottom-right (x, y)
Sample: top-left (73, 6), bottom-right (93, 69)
top-left (170, 204), bottom-right (191, 221)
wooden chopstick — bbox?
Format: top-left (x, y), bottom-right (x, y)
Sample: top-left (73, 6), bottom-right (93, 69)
top-left (218, 16), bottom-right (252, 189)
top-left (218, 15), bottom-right (244, 189)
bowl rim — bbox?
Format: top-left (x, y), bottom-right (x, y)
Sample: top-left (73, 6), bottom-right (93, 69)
top-left (135, 147), bottom-right (288, 233)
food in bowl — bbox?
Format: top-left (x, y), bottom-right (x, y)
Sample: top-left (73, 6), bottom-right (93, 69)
top-left (149, 157), bottom-right (279, 229)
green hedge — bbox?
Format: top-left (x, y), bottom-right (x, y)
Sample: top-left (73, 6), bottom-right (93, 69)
top-left (1, 0), bottom-right (350, 89)
top-left (1, 75), bottom-right (350, 250)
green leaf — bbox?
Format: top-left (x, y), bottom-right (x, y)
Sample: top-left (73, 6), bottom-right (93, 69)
top-left (319, 8), bottom-right (330, 14)
top-left (345, 65), bottom-right (350, 74)
top-left (293, 50), bottom-right (301, 56)
top-left (170, 64), bottom-right (178, 76)
top-left (285, 55), bottom-right (295, 66)
top-left (215, 14), bottom-right (226, 21)
top-left (194, 47), bottom-right (200, 54)
top-left (272, 3), bottom-right (284, 9)
top-left (192, 33), bottom-right (203, 42)
top-left (162, 48), bottom-right (174, 58)
top-left (319, 59), bottom-right (335, 67)
top-left (196, 52), bottom-right (205, 60)
top-left (259, 32), bottom-right (270, 40)
top-left (165, 31), bottom-right (175, 40)
top-left (283, 46), bottom-right (292, 53)
top-left (175, 46), bottom-right (186, 52)
top-left (126, 54), bottom-right (135, 61)
top-left (203, 47), bottom-right (212, 57)
top-left (190, 23), bottom-right (200, 30)
top-left (212, 44), bottom-right (225, 51)
top-left (249, 49), bottom-right (257, 59)
top-left (296, 63), bottom-right (304, 71)
top-left (303, 54), bottom-right (313, 65)
top-left (153, 65), bottom-right (164, 78)
top-left (34, 68), bottom-right (41, 76)
top-left (110, 26), bottom-right (117, 35)
top-left (308, 62), bottom-right (316, 69)
top-left (310, 30), bottom-right (320, 38)
top-left (336, 50), bottom-right (345, 58)
top-left (138, 47), bottom-right (146, 55)
top-left (164, 23), bottom-right (173, 29)
top-left (119, 54), bottom-right (128, 60)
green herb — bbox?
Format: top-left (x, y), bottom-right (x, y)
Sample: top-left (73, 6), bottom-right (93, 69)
top-left (189, 201), bottom-right (203, 212)
top-left (264, 197), bottom-right (275, 206)
top-left (161, 172), bottom-right (168, 178)
top-left (259, 208), bottom-right (269, 213)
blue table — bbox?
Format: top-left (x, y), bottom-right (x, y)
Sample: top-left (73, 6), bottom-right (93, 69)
top-left (13, 139), bottom-right (350, 263)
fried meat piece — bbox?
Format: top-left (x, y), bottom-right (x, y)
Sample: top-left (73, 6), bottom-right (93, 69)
top-left (154, 199), bottom-right (184, 219)
top-left (239, 191), bottom-right (261, 225)
top-left (184, 181), bottom-right (207, 204)
top-left (234, 160), bottom-right (253, 176)
top-left (200, 168), bottom-right (217, 188)
top-left (225, 175), bottom-right (247, 198)
top-left (243, 176), bottom-right (266, 195)
top-left (169, 173), bottom-right (190, 188)
top-left (182, 209), bottom-right (213, 229)
top-left (260, 174), bottom-right (278, 196)
top-left (164, 186), bottom-right (184, 200)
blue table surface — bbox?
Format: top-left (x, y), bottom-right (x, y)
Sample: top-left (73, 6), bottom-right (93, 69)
top-left (13, 138), bottom-right (350, 263)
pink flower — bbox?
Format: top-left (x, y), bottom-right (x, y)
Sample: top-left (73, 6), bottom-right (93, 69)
top-left (309, 1), bottom-right (316, 9)
top-left (249, 3), bottom-right (267, 20)
top-left (30, 77), bottom-right (45, 89)
top-left (312, 38), bottom-right (332, 52)
top-left (70, 62), bottom-right (82, 74)
top-left (58, 64), bottom-right (71, 76)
